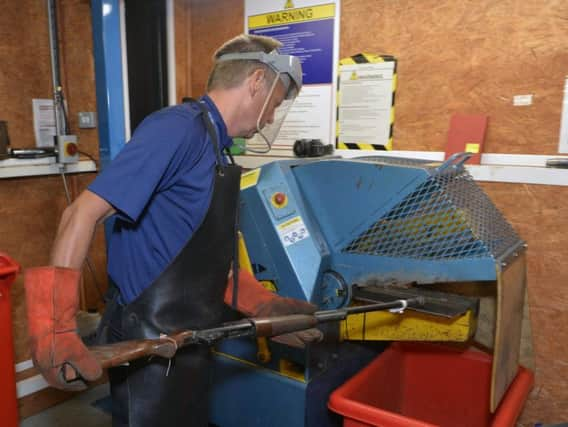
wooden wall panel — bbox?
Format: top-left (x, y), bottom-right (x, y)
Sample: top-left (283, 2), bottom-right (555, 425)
top-left (0, 0), bottom-right (52, 148)
top-left (0, 0), bottom-right (105, 418)
top-left (57, 0), bottom-right (100, 158)
top-left (340, 0), bottom-right (568, 154)
top-left (189, 0), bottom-right (244, 96)
top-left (482, 182), bottom-right (568, 424)
top-left (189, 1), bottom-right (568, 155)
top-left (186, 0), bottom-right (568, 423)
top-left (0, 0), bottom-right (104, 361)
top-left (0, 0), bottom-right (100, 157)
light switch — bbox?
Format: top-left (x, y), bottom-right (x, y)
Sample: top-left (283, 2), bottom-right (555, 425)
top-left (78, 112), bottom-right (97, 128)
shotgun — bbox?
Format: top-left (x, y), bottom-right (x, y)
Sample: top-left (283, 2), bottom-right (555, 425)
top-left (82, 298), bottom-right (424, 373)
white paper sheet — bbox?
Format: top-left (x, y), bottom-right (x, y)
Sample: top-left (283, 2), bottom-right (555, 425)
top-left (32, 99), bottom-right (56, 148)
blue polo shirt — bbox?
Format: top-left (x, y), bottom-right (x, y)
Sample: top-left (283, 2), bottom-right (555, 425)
top-left (88, 96), bottom-right (233, 304)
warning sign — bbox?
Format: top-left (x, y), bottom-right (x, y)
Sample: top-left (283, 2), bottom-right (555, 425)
top-left (248, 4), bottom-right (335, 29)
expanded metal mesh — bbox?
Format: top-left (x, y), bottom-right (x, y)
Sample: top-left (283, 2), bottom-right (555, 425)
top-left (343, 162), bottom-right (521, 260)
top-left (353, 155), bottom-right (438, 168)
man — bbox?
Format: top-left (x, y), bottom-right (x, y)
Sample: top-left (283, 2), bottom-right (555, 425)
top-left (24, 34), bottom-right (322, 427)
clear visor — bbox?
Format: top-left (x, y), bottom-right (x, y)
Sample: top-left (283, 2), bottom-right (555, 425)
top-left (246, 72), bottom-right (298, 154)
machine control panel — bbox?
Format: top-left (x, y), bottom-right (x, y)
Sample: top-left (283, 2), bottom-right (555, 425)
top-left (56, 135), bottom-right (79, 164)
top-left (263, 185), bottom-right (296, 220)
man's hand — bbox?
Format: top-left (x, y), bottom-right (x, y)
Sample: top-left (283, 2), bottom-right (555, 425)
top-left (225, 269), bottom-right (324, 348)
top-left (253, 296), bottom-right (323, 348)
top-left (271, 329), bottom-right (324, 348)
top-left (25, 267), bottom-right (102, 390)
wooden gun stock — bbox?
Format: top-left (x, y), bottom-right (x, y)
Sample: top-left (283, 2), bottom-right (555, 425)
top-left (90, 339), bottom-right (178, 370)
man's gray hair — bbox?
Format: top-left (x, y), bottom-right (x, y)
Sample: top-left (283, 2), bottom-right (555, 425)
top-left (207, 34), bottom-right (282, 92)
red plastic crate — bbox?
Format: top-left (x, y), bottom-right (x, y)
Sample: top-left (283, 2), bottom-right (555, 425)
top-left (0, 253), bottom-right (20, 427)
top-left (328, 342), bottom-right (534, 427)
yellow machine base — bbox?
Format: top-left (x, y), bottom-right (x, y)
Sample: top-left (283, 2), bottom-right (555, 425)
top-left (340, 309), bottom-right (477, 342)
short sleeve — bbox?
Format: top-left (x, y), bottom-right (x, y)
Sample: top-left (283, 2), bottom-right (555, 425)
top-left (88, 111), bottom-right (193, 223)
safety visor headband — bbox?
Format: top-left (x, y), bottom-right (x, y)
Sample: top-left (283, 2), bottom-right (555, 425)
top-left (216, 50), bottom-right (302, 99)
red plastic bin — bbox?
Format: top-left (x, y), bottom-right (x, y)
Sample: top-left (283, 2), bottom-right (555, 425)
top-left (328, 342), bottom-right (534, 427)
top-left (0, 253), bottom-right (20, 427)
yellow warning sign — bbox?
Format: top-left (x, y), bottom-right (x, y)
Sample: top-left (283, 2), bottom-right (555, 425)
top-left (248, 4), bottom-right (335, 29)
top-left (350, 71), bottom-right (358, 80)
top-left (278, 216), bottom-right (301, 230)
top-left (284, 0), bottom-right (294, 9)
top-left (240, 168), bottom-right (260, 190)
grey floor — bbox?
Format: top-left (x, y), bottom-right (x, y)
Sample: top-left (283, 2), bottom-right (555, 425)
top-left (20, 383), bottom-right (112, 427)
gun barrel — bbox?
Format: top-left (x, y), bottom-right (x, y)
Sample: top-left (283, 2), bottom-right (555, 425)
top-left (252, 314), bottom-right (318, 337)
top-left (314, 297), bottom-right (424, 321)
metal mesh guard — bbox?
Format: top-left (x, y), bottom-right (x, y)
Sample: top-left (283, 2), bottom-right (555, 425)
top-left (343, 165), bottom-right (522, 260)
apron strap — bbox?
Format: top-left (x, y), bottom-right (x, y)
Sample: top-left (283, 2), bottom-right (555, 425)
top-left (183, 97), bottom-right (225, 174)
top-left (231, 207), bottom-right (240, 309)
top-left (224, 147), bottom-right (236, 165)
top-left (183, 97), bottom-right (241, 310)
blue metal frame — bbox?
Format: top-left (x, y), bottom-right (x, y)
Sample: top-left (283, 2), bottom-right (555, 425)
top-left (210, 342), bottom-right (383, 427)
top-left (91, 0), bottom-right (126, 168)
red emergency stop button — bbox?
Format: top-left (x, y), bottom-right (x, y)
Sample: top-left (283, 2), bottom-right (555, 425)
top-left (272, 192), bottom-right (287, 207)
top-left (66, 142), bottom-right (78, 156)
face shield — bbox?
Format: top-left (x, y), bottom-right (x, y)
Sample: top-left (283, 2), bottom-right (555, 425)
top-left (217, 50), bottom-right (303, 153)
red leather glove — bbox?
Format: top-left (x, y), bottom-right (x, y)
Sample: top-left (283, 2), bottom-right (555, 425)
top-left (225, 269), bottom-right (323, 348)
top-left (24, 267), bottom-right (102, 391)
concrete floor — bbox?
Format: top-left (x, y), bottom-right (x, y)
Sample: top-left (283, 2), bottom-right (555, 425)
top-left (20, 383), bottom-right (111, 427)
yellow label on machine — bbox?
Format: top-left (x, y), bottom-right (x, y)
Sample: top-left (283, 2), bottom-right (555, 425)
top-left (248, 4), bottom-right (335, 29)
top-left (240, 168), bottom-right (260, 190)
top-left (277, 216), bottom-right (310, 247)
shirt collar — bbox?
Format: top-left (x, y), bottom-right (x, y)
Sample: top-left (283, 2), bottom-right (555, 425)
top-left (199, 95), bottom-right (232, 150)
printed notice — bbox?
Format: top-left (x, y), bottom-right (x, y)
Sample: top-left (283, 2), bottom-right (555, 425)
top-left (245, 0), bottom-right (340, 150)
top-left (249, 9), bottom-right (335, 85)
top-left (337, 62), bottom-right (395, 148)
top-left (32, 99), bottom-right (56, 148)
top-left (277, 216), bottom-right (310, 247)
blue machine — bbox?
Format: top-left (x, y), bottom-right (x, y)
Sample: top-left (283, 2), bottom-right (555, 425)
top-left (209, 154), bottom-right (525, 427)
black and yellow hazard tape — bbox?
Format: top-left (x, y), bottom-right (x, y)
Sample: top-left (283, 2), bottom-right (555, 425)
top-left (339, 53), bottom-right (396, 65)
top-left (336, 53), bottom-right (397, 151)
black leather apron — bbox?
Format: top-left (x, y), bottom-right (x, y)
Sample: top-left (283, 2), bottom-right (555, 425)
top-left (99, 101), bottom-right (241, 427)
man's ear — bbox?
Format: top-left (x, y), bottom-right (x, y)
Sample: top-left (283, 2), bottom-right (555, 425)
top-left (248, 68), bottom-right (265, 97)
